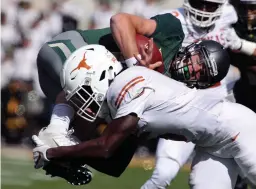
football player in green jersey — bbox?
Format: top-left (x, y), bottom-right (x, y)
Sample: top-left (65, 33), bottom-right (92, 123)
top-left (37, 13), bottom-right (184, 103)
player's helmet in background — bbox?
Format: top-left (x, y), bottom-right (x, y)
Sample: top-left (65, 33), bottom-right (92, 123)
top-left (230, 0), bottom-right (256, 40)
top-left (61, 45), bottom-right (123, 122)
top-left (183, 0), bottom-right (227, 27)
top-left (169, 40), bottom-right (230, 89)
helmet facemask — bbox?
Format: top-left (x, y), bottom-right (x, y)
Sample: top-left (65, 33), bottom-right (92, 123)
top-left (169, 42), bottom-right (218, 89)
top-left (184, 0), bottom-right (226, 28)
top-left (67, 82), bottom-right (105, 122)
top-left (67, 65), bottom-right (118, 122)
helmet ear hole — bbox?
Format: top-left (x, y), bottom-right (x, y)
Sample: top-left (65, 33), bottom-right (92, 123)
top-left (108, 66), bottom-right (115, 80)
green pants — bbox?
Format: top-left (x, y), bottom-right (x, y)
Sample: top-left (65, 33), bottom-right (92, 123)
top-left (37, 31), bottom-right (88, 102)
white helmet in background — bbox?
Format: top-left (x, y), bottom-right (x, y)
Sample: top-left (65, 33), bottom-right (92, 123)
top-left (61, 44), bottom-right (123, 122)
top-left (183, 0), bottom-right (228, 27)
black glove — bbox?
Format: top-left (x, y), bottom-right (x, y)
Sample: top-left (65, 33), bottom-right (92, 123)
top-left (43, 162), bottom-right (92, 185)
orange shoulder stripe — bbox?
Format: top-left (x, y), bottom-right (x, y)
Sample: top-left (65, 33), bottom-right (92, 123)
top-left (115, 76), bottom-right (145, 108)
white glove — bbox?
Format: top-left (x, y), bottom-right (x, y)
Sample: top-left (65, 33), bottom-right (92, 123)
top-left (223, 28), bottom-right (242, 50)
top-left (223, 28), bottom-right (256, 56)
top-left (38, 127), bottom-right (80, 147)
top-left (32, 135), bottom-right (50, 169)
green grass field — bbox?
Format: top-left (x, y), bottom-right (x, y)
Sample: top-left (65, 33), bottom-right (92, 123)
top-left (1, 148), bottom-right (190, 189)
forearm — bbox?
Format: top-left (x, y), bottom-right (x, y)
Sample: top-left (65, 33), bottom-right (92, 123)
top-left (47, 129), bottom-right (133, 160)
top-left (81, 135), bottom-right (138, 177)
top-left (110, 13), bottom-right (139, 59)
top-left (46, 115), bottom-right (139, 161)
top-left (47, 137), bottom-right (109, 160)
top-left (110, 13), bottom-right (156, 59)
top-left (253, 48), bottom-right (256, 57)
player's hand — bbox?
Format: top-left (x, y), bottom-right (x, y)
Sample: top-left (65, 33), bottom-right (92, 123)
top-left (32, 135), bottom-right (50, 169)
top-left (134, 38), bottom-right (162, 70)
top-left (223, 28), bottom-right (242, 50)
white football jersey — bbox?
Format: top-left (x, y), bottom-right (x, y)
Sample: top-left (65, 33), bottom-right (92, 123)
top-left (160, 4), bottom-right (239, 101)
top-left (107, 66), bottom-right (228, 146)
top-left (160, 4), bottom-right (238, 47)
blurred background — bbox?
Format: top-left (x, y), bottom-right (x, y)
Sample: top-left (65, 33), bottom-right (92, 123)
top-left (1, 0), bottom-right (255, 189)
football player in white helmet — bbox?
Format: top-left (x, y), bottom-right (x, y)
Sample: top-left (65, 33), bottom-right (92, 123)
top-left (183, 0), bottom-right (227, 28)
top-left (60, 44), bottom-right (123, 123)
top-left (32, 38), bottom-right (256, 189)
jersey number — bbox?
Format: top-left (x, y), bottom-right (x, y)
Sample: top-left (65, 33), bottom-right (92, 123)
top-left (47, 40), bottom-right (76, 63)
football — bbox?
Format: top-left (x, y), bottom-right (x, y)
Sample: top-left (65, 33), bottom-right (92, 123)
top-left (135, 34), bottom-right (164, 73)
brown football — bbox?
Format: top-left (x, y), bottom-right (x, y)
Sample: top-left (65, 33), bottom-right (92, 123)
top-left (135, 34), bottom-right (164, 73)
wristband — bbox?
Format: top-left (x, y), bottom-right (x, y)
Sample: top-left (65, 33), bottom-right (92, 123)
top-left (125, 54), bottom-right (141, 67)
top-left (240, 40), bottom-right (256, 56)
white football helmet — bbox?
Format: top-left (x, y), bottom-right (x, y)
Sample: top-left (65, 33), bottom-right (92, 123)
top-left (183, 0), bottom-right (228, 27)
top-left (61, 44), bottom-right (123, 122)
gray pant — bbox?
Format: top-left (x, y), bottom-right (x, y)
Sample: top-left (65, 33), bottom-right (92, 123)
top-left (37, 31), bottom-right (88, 102)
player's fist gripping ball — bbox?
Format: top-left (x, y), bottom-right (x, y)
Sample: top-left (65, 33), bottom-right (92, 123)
top-left (135, 34), bottom-right (164, 73)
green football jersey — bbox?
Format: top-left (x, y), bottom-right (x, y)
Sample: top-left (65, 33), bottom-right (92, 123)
top-left (77, 13), bottom-right (184, 75)
top-left (48, 13), bottom-right (184, 75)
top-left (41, 13), bottom-right (184, 101)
